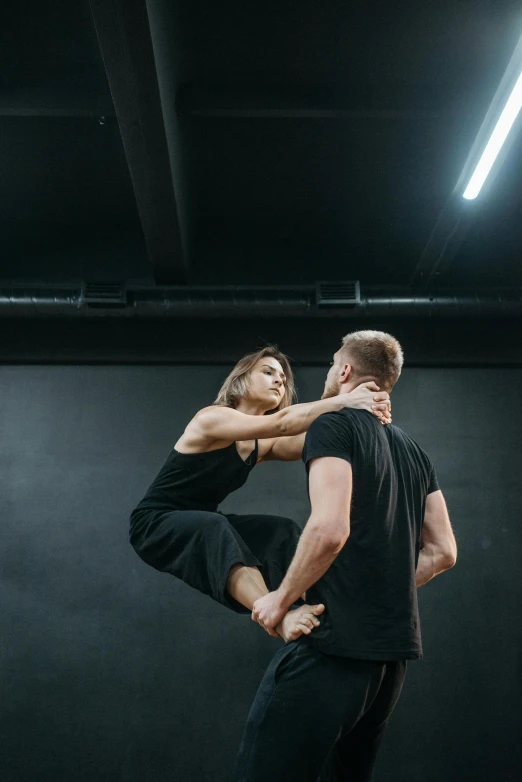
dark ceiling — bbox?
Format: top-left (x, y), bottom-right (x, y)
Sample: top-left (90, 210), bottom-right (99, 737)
top-left (1, 0), bottom-right (522, 289)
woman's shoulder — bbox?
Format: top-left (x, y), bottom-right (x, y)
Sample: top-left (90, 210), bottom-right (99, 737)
top-left (192, 404), bottom-right (234, 424)
top-left (177, 406), bottom-right (234, 452)
top-left (190, 405), bottom-right (246, 435)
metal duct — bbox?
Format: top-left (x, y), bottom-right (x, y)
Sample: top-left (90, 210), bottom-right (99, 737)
top-left (0, 284), bottom-right (521, 318)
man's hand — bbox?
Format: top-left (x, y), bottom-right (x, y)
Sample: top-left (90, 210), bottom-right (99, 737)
top-left (252, 590), bottom-right (289, 636)
top-left (342, 382), bottom-right (391, 425)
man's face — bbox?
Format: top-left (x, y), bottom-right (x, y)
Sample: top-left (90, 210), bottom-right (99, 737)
top-left (322, 351), bottom-right (343, 399)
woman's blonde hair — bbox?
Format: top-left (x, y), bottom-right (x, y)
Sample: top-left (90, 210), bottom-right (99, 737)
top-left (213, 346), bottom-right (296, 413)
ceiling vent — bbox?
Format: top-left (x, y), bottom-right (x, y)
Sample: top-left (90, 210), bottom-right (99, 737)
top-left (316, 281), bottom-right (360, 308)
top-left (82, 282), bottom-right (127, 308)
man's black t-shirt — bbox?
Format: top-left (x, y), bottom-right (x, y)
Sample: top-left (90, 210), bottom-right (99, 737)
top-left (302, 408), bottom-right (439, 661)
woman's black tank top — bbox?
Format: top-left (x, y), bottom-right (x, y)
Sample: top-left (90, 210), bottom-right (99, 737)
top-left (133, 441), bottom-right (259, 514)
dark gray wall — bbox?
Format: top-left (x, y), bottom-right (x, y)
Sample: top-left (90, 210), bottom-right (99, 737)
top-left (0, 365), bottom-right (520, 782)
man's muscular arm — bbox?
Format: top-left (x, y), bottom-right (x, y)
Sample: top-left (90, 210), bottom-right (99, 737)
top-left (252, 457), bottom-right (351, 631)
top-left (416, 490), bottom-right (457, 587)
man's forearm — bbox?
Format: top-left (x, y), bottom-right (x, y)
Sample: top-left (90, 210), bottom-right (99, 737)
top-left (416, 545), bottom-right (455, 587)
top-left (276, 521), bottom-right (344, 608)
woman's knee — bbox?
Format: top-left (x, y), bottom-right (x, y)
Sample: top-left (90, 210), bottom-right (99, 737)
top-left (190, 510), bottom-right (231, 533)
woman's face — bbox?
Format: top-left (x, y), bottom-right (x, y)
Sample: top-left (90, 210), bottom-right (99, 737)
top-left (245, 358), bottom-right (287, 411)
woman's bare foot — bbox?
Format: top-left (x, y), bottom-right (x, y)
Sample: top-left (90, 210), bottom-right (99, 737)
top-left (276, 603), bottom-right (325, 642)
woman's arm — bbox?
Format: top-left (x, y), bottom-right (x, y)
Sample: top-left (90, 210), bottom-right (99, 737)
top-left (260, 384), bottom-right (391, 462)
top-left (259, 433), bottom-right (306, 462)
top-left (188, 382), bottom-right (391, 448)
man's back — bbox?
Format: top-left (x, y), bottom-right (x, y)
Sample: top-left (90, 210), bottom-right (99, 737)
top-left (235, 333), bottom-right (457, 782)
top-left (302, 408), bottom-right (439, 660)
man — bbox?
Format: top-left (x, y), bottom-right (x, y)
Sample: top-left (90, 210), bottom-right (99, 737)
top-left (233, 330), bottom-right (457, 782)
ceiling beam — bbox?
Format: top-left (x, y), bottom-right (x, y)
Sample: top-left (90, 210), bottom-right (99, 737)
top-left (179, 85), bottom-right (450, 120)
top-left (2, 318), bottom-right (521, 365)
top-left (0, 93), bottom-right (115, 118)
top-left (0, 108), bottom-right (110, 118)
top-left (89, 0), bottom-right (186, 284)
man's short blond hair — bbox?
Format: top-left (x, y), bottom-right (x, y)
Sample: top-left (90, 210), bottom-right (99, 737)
top-left (340, 330), bottom-right (404, 391)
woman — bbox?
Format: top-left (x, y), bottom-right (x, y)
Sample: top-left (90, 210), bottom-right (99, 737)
top-left (130, 346), bottom-right (390, 641)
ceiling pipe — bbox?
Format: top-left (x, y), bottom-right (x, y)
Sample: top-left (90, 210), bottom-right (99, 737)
top-left (0, 284), bottom-right (521, 318)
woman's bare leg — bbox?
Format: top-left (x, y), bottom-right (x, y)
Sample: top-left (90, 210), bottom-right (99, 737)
top-left (226, 564), bottom-right (324, 641)
top-left (278, 603), bottom-right (324, 642)
top-left (227, 564), bottom-right (269, 610)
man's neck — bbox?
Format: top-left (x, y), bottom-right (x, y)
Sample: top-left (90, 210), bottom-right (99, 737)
top-left (339, 375), bottom-right (379, 395)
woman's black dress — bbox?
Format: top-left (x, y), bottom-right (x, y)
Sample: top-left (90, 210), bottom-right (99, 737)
top-left (129, 441), bottom-right (301, 613)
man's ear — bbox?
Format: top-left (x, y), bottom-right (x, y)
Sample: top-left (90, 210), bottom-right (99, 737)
top-left (339, 363), bottom-right (353, 383)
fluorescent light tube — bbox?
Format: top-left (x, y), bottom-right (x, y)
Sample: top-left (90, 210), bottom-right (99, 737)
top-left (463, 68), bottom-right (522, 199)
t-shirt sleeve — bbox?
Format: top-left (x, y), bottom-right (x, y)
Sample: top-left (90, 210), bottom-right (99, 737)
top-left (427, 463), bottom-right (440, 494)
top-left (302, 412), bottom-right (354, 467)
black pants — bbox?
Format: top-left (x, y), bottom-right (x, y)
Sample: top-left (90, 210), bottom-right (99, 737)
top-left (129, 509), bottom-right (301, 612)
top-left (233, 641), bottom-right (407, 782)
